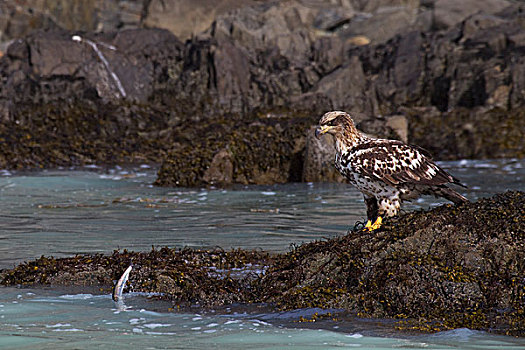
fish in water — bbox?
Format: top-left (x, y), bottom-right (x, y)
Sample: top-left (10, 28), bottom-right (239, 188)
top-left (112, 265), bottom-right (133, 302)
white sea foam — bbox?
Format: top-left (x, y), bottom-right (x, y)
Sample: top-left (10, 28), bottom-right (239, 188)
top-left (52, 328), bottom-right (83, 332)
top-left (346, 333), bottom-right (363, 338)
top-left (46, 323), bottom-right (72, 328)
top-left (145, 331), bottom-right (177, 335)
top-left (129, 318), bottom-right (145, 325)
top-left (224, 320), bottom-right (241, 325)
top-left (143, 323), bottom-right (172, 329)
top-left (59, 294), bottom-right (95, 300)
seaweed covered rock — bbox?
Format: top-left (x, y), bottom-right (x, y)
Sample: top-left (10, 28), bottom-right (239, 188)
top-left (2, 191), bottom-right (523, 336)
top-left (1, 247), bottom-right (272, 307)
top-left (0, 100), bottom-right (176, 168)
top-left (154, 110), bottom-right (314, 187)
top-left (260, 191), bottom-right (525, 335)
top-left (405, 106), bottom-right (525, 160)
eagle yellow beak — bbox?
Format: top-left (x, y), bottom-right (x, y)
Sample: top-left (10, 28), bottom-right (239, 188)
top-left (315, 125), bottom-right (331, 139)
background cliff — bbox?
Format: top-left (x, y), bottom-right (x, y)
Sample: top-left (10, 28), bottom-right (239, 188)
top-left (0, 0), bottom-right (524, 186)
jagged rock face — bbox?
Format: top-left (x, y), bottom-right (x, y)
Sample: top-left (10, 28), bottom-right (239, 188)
top-left (1, 28), bottom-right (183, 104)
top-left (0, 0), bottom-right (524, 184)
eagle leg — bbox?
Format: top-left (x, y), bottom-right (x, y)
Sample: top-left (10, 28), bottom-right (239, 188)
top-left (364, 216), bottom-right (383, 231)
top-left (363, 196), bottom-right (379, 231)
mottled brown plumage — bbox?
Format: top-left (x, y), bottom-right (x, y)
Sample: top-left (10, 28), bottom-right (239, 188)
top-left (315, 111), bottom-right (467, 230)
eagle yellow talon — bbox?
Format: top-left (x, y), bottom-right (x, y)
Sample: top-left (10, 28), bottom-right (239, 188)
top-left (363, 216), bottom-right (382, 232)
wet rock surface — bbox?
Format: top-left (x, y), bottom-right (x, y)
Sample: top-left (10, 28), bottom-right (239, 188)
top-left (0, 0), bottom-right (524, 185)
top-left (2, 191), bottom-right (524, 336)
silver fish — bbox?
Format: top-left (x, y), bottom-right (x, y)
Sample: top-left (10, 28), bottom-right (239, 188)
top-left (112, 265), bottom-right (132, 302)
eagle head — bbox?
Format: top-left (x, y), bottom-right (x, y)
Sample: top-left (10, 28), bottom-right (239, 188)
top-left (315, 111), bottom-right (354, 139)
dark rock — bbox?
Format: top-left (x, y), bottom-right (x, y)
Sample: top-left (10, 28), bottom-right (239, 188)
top-left (143, 0), bottom-right (258, 41)
top-left (313, 6), bottom-right (355, 31)
top-left (212, 38), bottom-right (252, 110)
top-left (312, 56), bottom-right (369, 111)
top-left (1, 28), bottom-right (183, 105)
top-left (0, 0), bottom-right (142, 42)
top-left (202, 149), bottom-right (234, 185)
top-left (349, 0), bottom-right (419, 13)
top-left (3, 191), bottom-right (524, 336)
top-left (433, 0), bottom-right (511, 30)
top-left (339, 5), bottom-right (419, 44)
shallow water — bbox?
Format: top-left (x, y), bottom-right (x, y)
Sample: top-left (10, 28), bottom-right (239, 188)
top-left (1, 287), bottom-right (524, 350)
top-left (0, 159), bottom-right (524, 349)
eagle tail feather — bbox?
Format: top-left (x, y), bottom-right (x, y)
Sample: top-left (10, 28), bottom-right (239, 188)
top-left (438, 186), bottom-right (468, 205)
top-left (452, 176), bottom-right (468, 188)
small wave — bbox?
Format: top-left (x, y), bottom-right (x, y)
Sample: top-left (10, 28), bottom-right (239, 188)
top-left (143, 323), bottom-right (172, 329)
top-left (129, 318), bottom-right (145, 325)
top-left (345, 333), bottom-right (363, 338)
top-left (46, 323), bottom-right (72, 328)
top-left (59, 293), bottom-right (95, 300)
top-left (224, 320), bottom-right (241, 325)
top-left (429, 327), bottom-right (480, 340)
top-left (145, 331), bottom-right (177, 335)
top-left (99, 174), bottom-right (122, 180)
top-left (52, 328), bottom-right (83, 332)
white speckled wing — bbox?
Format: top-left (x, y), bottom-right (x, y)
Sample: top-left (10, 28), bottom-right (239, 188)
top-left (340, 139), bottom-right (456, 187)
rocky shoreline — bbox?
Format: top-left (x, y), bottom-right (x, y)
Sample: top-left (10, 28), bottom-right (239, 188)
top-left (2, 191), bottom-right (524, 336)
top-left (1, 0), bottom-right (525, 186)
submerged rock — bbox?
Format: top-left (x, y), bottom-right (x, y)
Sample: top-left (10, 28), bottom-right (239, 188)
top-left (2, 191), bottom-right (524, 336)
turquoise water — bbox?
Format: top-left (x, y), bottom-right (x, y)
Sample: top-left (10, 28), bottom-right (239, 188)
top-left (1, 287), bottom-right (524, 350)
top-left (0, 159), bottom-right (524, 349)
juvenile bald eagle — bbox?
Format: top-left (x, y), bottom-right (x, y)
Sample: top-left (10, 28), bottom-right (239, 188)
top-left (315, 111), bottom-right (467, 231)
